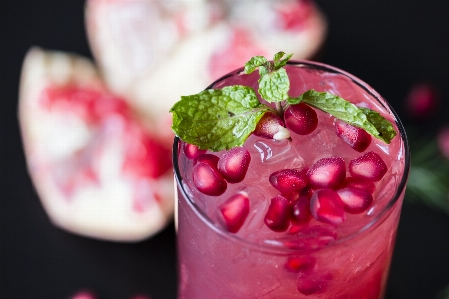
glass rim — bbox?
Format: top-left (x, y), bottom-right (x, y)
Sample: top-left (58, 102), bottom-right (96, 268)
top-left (173, 59), bottom-right (411, 254)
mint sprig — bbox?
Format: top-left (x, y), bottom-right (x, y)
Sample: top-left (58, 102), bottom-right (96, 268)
top-left (170, 85), bottom-right (270, 151)
top-left (170, 51), bottom-right (398, 151)
top-left (289, 90), bottom-right (397, 143)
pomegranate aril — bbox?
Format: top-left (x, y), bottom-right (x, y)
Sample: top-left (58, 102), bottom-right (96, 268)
top-left (264, 195), bottom-right (291, 232)
top-left (253, 112), bottom-right (290, 140)
top-left (307, 157), bottom-right (346, 189)
top-left (337, 187), bottom-right (373, 214)
top-left (310, 189), bottom-right (345, 225)
top-left (341, 177), bottom-right (376, 194)
top-left (194, 153), bottom-right (219, 167)
top-left (349, 151), bottom-right (388, 182)
top-left (269, 168), bottom-right (309, 194)
top-left (217, 147), bottom-right (251, 183)
top-left (285, 255), bottom-right (316, 273)
top-left (284, 103), bottom-right (318, 135)
top-left (290, 195), bottom-right (311, 225)
top-left (192, 162), bottom-right (227, 196)
top-left (220, 191), bottom-right (250, 233)
top-left (184, 143), bottom-right (207, 159)
top-left (297, 273), bottom-right (331, 295)
top-left (334, 119), bottom-right (372, 152)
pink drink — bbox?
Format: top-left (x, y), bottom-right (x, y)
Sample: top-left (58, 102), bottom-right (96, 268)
top-left (173, 61), bottom-right (409, 298)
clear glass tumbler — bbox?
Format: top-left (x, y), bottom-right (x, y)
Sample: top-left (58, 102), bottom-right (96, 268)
top-left (173, 60), bottom-right (410, 299)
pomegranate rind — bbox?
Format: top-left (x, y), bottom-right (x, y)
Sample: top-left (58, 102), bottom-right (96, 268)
top-left (84, 0), bottom-right (327, 126)
top-left (18, 47), bottom-right (174, 242)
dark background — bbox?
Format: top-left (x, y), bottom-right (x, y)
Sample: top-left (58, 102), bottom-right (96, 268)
top-left (2, 0), bottom-right (449, 298)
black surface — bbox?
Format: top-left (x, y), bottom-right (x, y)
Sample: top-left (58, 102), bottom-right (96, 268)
top-left (2, 0), bottom-right (449, 298)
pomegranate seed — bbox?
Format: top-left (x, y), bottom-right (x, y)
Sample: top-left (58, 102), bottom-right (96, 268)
top-left (253, 112), bottom-right (290, 140)
top-left (334, 119), bottom-right (372, 152)
top-left (220, 191), bottom-right (250, 233)
top-left (264, 195), bottom-right (291, 232)
top-left (284, 103), bottom-right (318, 135)
top-left (297, 273), bottom-right (331, 295)
top-left (291, 195), bottom-right (312, 225)
top-left (405, 82), bottom-right (439, 120)
top-left (269, 168), bottom-right (309, 194)
top-left (217, 147), bottom-right (251, 183)
top-left (307, 157), bottom-right (346, 189)
top-left (341, 177), bottom-right (376, 194)
top-left (310, 189), bottom-right (345, 225)
top-left (184, 143), bottom-right (207, 159)
top-left (349, 151), bottom-right (387, 182)
top-left (192, 162), bottom-right (227, 196)
top-left (337, 187), bottom-right (373, 214)
top-left (194, 153), bottom-right (219, 167)
top-left (285, 255), bottom-right (316, 273)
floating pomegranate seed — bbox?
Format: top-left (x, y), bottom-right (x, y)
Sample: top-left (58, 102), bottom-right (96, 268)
top-left (307, 157), bottom-right (346, 189)
top-left (405, 82), bottom-right (439, 120)
top-left (285, 255), bottom-right (316, 273)
top-left (310, 189), bottom-right (345, 225)
top-left (349, 151), bottom-right (387, 182)
top-left (291, 195), bottom-right (312, 225)
top-left (192, 162), bottom-right (227, 196)
top-left (337, 187), bottom-right (373, 214)
top-left (264, 195), bottom-right (291, 232)
top-left (220, 191), bottom-right (250, 233)
top-left (284, 103), bottom-right (318, 135)
top-left (334, 119), bottom-right (372, 152)
top-left (269, 168), bottom-right (309, 194)
top-left (253, 112), bottom-right (290, 140)
top-left (184, 143), bottom-right (207, 159)
top-left (217, 147), bottom-right (251, 183)
top-left (297, 273), bottom-right (331, 295)
top-left (194, 153), bottom-right (219, 168)
top-left (341, 177), bottom-right (376, 194)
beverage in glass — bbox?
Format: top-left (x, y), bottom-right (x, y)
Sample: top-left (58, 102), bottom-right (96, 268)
top-left (173, 60), bottom-right (410, 299)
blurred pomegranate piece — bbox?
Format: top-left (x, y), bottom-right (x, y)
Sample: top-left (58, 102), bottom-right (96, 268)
top-left (405, 82), bottom-right (439, 120)
top-left (438, 126), bottom-right (449, 159)
top-left (18, 48), bottom-right (174, 242)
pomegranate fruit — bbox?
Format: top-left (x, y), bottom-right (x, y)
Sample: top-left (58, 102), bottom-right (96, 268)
top-left (269, 168), bottom-right (309, 194)
top-left (217, 147), bottom-right (251, 183)
top-left (264, 195), bottom-right (291, 232)
top-left (253, 112), bottom-right (290, 140)
top-left (18, 48), bottom-right (174, 242)
top-left (307, 157), bottom-right (346, 189)
top-left (349, 151), bottom-right (388, 182)
top-left (310, 189), bottom-right (345, 225)
top-left (284, 103), bottom-right (318, 135)
top-left (334, 119), bottom-right (372, 152)
top-left (337, 187), bottom-right (373, 214)
top-left (192, 161), bottom-right (227, 196)
top-left (219, 191), bottom-right (250, 233)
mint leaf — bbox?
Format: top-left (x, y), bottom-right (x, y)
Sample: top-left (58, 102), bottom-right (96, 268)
top-left (170, 85), bottom-right (270, 151)
top-left (289, 89), bottom-right (397, 143)
top-left (359, 107), bottom-right (397, 143)
top-left (244, 56), bottom-right (268, 74)
top-left (258, 68), bottom-right (290, 103)
top-left (273, 52), bottom-right (293, 69)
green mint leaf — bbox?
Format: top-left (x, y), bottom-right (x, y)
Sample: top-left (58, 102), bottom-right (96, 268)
top-left (274, 52), bottom-right (293, 70)
top-left (170, 85), bottom-right (270, 151)
top-left (290, 89), bottom-right (397, 143)
top-left (359, 107), bottom-right (398, 143)
top-left (258, 67), bottom-right (290, 103)
top-left (244, 56), bottom-right (268, 74)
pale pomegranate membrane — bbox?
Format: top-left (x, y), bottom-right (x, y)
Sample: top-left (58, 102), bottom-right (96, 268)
top-left (174, 61), bottom-right (409, 298)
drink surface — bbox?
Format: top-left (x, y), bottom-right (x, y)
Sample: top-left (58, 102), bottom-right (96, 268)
top-left (175, 63), bottom-right (408, 298)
